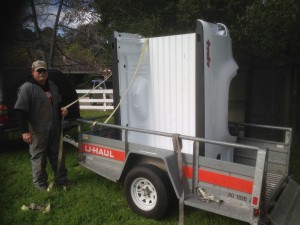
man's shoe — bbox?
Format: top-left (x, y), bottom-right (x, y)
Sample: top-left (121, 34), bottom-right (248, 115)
top-left (36, 185), bottom-right (48, 191)
top-left (55, 179), bottom-right (73, 187)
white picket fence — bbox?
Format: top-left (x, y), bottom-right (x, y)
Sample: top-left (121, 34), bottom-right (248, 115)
top-left (76, 89), bottom-right (114, 110)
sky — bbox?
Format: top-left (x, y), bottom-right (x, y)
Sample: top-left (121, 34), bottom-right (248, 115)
top-left (24, 1), bottom-right (99, 33)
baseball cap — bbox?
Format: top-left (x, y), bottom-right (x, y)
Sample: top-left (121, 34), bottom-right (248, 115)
top-left (32, 60), bottom-right (47, 71)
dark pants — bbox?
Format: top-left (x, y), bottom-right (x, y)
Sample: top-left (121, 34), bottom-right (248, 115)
top-left (29, 124), bottom-right (67, 188)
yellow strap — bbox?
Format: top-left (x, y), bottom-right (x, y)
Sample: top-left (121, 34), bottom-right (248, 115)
top-left (65, 37), bottom-right (149, 127)
top-left (64, 74), bottom-right (112, 109)
top-left (103, 38), bottom-right (149, 124)
top-left (21, 202), bottom-right (50, 213)
top-left (48, 71), bottom-right (113, 191)
top-left (47, 115), bottom-right (65, 192)
top-left (57, 116), bottom-right (64, 173)
top-left (52, 39), bottom-right (149, 191)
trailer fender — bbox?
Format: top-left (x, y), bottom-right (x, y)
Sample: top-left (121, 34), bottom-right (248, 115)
top-left (119, 150), bottom-right (184, 199)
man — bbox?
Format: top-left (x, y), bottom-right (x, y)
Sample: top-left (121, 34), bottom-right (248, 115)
top-left (14, 60), bottom-right (71, 191)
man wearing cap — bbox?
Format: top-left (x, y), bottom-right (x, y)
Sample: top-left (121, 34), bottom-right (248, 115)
top-left (14, 60), bottom-right (71, 191)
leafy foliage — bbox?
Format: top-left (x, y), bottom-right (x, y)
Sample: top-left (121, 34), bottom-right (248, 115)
top-left (94, 0), bottom-right (300, 66)
top-left (229, 0), bottom-right (300, 64)
top-left (1, 0), bottom-right (299, 71)
top-left (94, 0), bottom-right (178, 37)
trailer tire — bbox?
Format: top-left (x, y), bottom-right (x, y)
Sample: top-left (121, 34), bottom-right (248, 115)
top-left (124, 164), bottom-right (172, 219)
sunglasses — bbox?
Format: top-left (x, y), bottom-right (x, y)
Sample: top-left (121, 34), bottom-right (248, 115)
top-left (36, 68), bottom-right (47, 73)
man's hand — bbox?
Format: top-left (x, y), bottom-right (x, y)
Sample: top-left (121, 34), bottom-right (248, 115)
top-left (61, 107), bottom-right (68, 117)
top-left (22, 132), bottom-right (32, 144)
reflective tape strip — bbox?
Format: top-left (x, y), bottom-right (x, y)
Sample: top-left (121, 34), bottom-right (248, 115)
top-left (183, 166), bottom-right (254, 194)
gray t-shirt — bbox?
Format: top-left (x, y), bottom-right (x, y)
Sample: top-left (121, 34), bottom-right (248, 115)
top-left (14, 80), bottom-right (61, 131)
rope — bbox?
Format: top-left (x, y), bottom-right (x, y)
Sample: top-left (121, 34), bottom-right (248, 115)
top-left (47, 38), bottom-right (149, 191)
top-left (64, 74), bottom-right (112, 109)
top-left (88, 38), bottom-right (149, 127)
top-left (47, 75), bottom-right (112, 191)
top-left (48, 37), bottom-right (149, 192)
top-left (63, 38), bottom-right (149, 127)
top-left (103, 38), bottom-right (149, 124)
top-left (63, 38), bottom-right (149, 115)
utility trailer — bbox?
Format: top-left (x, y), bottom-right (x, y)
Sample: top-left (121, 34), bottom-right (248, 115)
top-left (75, 19), bottom-right (300, 225)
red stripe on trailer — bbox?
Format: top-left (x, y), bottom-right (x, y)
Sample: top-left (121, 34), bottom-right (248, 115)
top-left (183, 166), bottom-right (253, 194)
top-left (82, 143), bottom-right (125, 161)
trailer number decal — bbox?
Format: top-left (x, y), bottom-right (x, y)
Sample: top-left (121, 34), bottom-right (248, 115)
top-left (82, 143), bottom-right (125, 161)
top-left (183, 166), bottom-right (253, 194)
top-left (228, 193), bottom-right (249, 202)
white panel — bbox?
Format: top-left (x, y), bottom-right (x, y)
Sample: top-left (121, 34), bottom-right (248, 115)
top-left (150, 34), bottom-right (196, 153)
top-left (116, 33), bottom-right (196, 154)
top-left (115, 20), bottom-right (238, 160)
top-left (200, 20), bottom-right (238, 161)
top-left (115, 33), bottom-right (152, 146)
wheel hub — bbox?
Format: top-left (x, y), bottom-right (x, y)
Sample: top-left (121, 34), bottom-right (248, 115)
top-left (142, 185), bottom-right (152, 197)
top-left (131, 177), bottom-right (157, 211)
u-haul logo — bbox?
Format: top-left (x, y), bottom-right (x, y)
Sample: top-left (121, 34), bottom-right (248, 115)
top-left (82, 143), bottom-right (125, 161)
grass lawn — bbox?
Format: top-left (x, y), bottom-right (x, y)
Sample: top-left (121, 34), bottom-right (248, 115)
top-left (0, 110), bottom-right (299, 225)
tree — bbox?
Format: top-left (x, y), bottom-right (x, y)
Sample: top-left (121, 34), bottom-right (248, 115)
top-left (94, 0), bottom-right (178, 38)
top-left (94, 0), bottom-right (300, 67)
top-left (2, 0), bottom-right (299, 72)
top-left (62, 23), bottom-right (107, 73)
top-left (0, 0), bottom-right (102, 73)
top-left (228, 0), bottom-right (300, 66)
top-left (0, 0), bottom-right (28, 68)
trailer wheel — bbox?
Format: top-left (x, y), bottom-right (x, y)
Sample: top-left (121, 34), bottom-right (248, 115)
top-left (124, 164), bottom-right (172, 219)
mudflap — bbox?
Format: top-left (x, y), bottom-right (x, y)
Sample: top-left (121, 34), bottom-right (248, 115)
top-left (268, 178), bottom-right (300, 225)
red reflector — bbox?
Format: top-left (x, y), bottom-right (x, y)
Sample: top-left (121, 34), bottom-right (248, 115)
top-left (252, 196), bottom-right (258, 205)
top-left (0, 104), bottom-right (8, 110)
top-left (253, 208), bottom-right (260, 217)
top-left (0, 104), bottom-right (9, 123)
top-left (0, 115), bottom-right (9, 123)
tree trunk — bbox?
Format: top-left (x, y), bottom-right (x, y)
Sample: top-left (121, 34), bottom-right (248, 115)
top-left (49, 0), bottom-right (64, 68)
